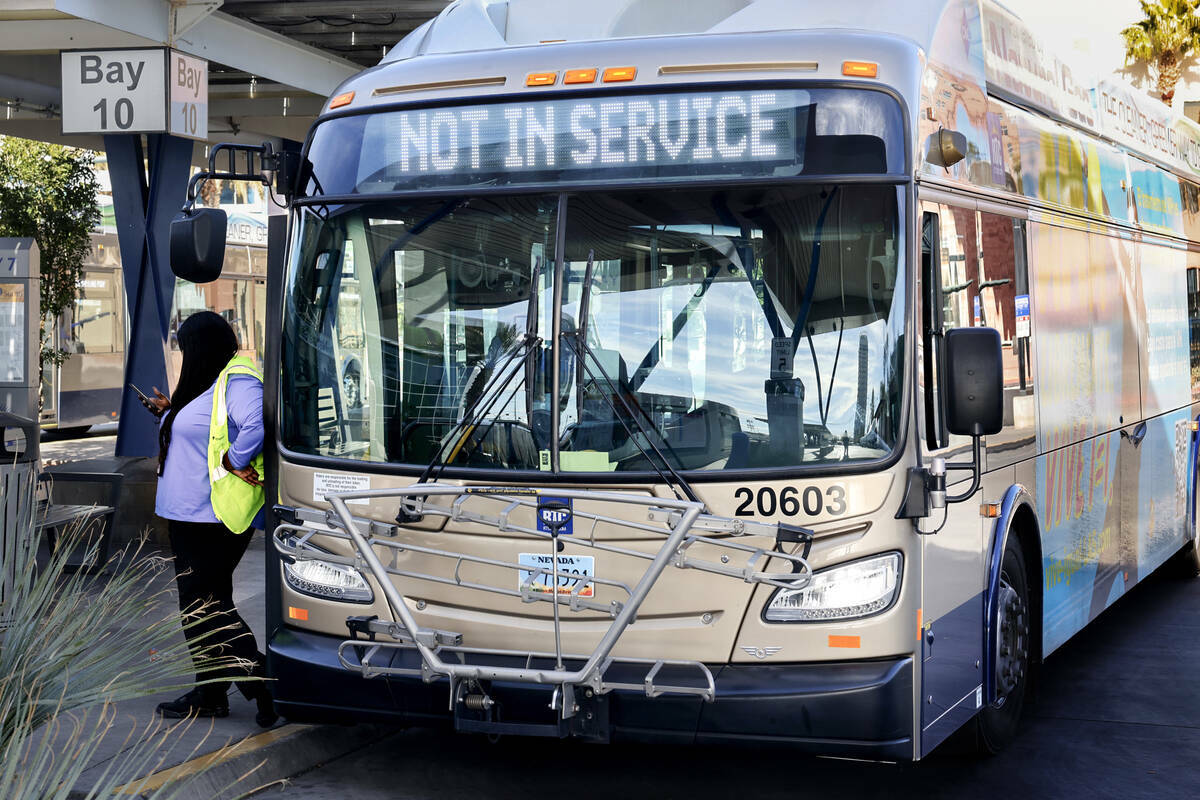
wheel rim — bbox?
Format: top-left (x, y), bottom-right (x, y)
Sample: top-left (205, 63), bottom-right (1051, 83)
top-left (995, 570), bottom-right (1028, 704)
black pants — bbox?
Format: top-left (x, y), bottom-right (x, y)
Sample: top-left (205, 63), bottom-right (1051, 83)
top-left (167, 519), bottom-right (262, 701)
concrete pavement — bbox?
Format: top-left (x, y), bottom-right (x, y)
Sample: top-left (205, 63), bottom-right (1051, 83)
top-left (262, 560), bottom-right (1200, 800)
top-left (33, 428), bottom-right (386, 798)
top-left (56, 532), bottom-right (385, 799)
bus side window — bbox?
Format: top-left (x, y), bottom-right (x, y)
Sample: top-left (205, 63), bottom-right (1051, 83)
top-left (920, 211), bottom-right (944, 450)
top-left (920, 204), bottom-right (978, 453)
top-left (1189, 265), bottom-right (1200, 401)
top-left (979, 211), bottom-right (1035, 467)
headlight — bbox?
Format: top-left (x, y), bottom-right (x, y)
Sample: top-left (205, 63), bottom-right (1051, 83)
top-left (281, 535), bottom-right (374, 603)
top-left (764, 552), bottom-right (901, 622)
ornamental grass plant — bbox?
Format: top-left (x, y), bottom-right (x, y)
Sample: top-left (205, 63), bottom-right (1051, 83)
top-left (0, 483), bottom-right (261, 799)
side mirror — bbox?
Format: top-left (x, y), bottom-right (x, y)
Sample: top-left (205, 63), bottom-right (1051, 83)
top-left (169, 207), bottom-right (226, 283)
top-left (925, 128), bottom-right (967, 168)
top-left (943, 327), bottom-right (1003, 437)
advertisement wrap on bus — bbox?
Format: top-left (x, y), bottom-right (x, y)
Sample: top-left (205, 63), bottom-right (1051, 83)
top-left (166, 0), bottom-right (1200, 760)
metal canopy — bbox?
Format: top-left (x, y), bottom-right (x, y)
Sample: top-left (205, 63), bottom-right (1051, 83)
top-left (0, 0), bottom-right (448, 152)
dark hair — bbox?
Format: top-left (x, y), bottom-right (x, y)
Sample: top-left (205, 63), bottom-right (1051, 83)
top-left (158, 311), bottom-right (239, 476)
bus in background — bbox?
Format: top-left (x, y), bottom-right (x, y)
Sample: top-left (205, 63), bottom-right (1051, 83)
top-left (41, 179), bottom-right (269, 433)
top-left (39, 233), bottom-right (125, 434)
top-left (174, 0), bottom-right (1200, 760)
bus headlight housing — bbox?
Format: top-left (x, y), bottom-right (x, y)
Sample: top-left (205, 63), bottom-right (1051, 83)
top-left (764, 552), bottom-right (901, 622)
top-left (280, 535), bottom-right (374, 604)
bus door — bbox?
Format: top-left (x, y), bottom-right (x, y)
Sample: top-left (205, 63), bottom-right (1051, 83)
top-left (917, 199), bottom-right (987, 753)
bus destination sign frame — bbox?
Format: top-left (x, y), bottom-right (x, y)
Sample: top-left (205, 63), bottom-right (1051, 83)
top-left (352, 88), bottom-right (807, 193)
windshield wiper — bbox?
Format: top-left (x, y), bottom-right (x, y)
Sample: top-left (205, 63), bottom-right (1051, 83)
top-left (397, 256), bottom-right (545, 523)
top-left (574, 249), bottom-right (595, 426)
top-left (561, 333), bottom-right (702, 505)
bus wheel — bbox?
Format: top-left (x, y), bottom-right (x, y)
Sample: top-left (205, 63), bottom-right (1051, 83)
top-left (975, 536), bottom-right (1030, 755)
top-left (1169, 511), bottom-right (1200, 578)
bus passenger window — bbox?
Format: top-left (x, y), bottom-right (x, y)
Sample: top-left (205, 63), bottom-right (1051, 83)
top-left (979, 212), bottom-right (1035, 467)
top-left (73, 273), bottom-right (117, 354)
top-left (1189, 265), bottom-right (1200, 401)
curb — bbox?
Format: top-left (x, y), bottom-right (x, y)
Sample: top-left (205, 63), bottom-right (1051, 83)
top-left (71, 722), bottom-right (388, 799)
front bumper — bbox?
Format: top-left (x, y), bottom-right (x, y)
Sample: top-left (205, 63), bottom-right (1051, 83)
top-left (268, 626), bottom-right (914, 760)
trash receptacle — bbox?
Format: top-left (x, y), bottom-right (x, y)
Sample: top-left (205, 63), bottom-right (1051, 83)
top-left (1, 412), bottom-right (39, 619)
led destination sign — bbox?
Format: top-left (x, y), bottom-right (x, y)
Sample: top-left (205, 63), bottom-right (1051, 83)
top-left (352, 89), bottom-right (807, 192)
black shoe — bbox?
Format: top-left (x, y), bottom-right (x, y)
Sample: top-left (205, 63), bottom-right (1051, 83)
top-left (156, 687), bottom-right (229, 719)
top-left (253, 693), bottom-right (279, 728)
top-left (235, 665), bottom-right (279, 728)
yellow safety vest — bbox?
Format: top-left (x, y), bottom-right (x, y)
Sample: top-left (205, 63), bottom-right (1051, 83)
top-left (208, 356), bottom-right (265, 533)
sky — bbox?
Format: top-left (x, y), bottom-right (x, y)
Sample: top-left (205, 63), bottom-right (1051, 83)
top-left (999, 0), bottom-right (1146, 80)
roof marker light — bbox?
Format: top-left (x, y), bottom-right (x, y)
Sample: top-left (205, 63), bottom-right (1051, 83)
top-left (842, 61), bottom-right (878, 78)
top-left (526, 72), bottom-right (557, 87)
top-left (564, 68), bottom-right (598, 84)
top-left (602, 66), bottom-right (637, 82)
top-left (329, 91), bottom-right (355, 109)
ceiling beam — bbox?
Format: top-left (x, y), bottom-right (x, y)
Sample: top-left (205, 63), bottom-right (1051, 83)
top-left (174, 12), bottom-right (359, 94)
top-left (27, 1), bottom-right (362, 95)
top-left (287, 31), bottom-right (412, 45)
top-left (221, 1), bottom-right (449, 18)
top-left (231, 18), bottom-right (417, 35)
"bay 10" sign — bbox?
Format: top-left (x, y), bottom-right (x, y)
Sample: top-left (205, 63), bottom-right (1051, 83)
top-left (61, 48), bottom-right (207, 141)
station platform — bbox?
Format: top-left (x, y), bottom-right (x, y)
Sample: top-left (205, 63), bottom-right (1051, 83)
top-left (31, 433), bottom-right (387, 798)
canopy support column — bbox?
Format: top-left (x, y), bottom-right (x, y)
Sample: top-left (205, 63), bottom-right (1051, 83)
top-left (108, 133), bottom-right (193, 457)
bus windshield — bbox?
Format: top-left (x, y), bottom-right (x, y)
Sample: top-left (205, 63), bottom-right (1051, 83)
top-left (281, 183), bottom-right (905, 473)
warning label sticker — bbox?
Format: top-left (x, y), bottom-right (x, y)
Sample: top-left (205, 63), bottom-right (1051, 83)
top-left (312, 472), bottom-right (370, 505)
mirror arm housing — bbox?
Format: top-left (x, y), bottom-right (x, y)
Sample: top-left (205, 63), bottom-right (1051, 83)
top-left (943, 435), bottom-right (983, 504)
top-left (171, 140), bottom-right (301, 283)
top-left (895, 435), bottom-right (983, 525)
top-left (183, 141), bottom-right (298, 212)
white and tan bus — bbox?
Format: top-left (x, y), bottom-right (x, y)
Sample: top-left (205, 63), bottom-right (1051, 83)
top-left (174, 0), bottom-right (1200, 759)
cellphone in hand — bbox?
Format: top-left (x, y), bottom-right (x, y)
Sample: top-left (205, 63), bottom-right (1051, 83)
top-left (128, 383), bottom-right (152, 403)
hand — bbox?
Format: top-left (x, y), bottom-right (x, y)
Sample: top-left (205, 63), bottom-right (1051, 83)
top-left (143, 386), bottom-right (171, 418)
top-left (222, 451), bottom-right (262, 487)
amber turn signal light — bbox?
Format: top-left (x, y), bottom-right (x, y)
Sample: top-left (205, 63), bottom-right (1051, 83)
top-left (842, 61), bottom-right (878, 78)
top-left (602, 66), bottom-right (637, 82)
top-left (329, 91), bottom-right (355, 109)
top-left (564, 68), bottom-right (598, 84)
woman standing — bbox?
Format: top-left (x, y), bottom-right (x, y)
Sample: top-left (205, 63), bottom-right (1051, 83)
top-left (147, 311), bottom-right (277, 726)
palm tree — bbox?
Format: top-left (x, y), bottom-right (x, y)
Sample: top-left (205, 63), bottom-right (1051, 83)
top-left (1122, 0), bottom-right (1200, 106)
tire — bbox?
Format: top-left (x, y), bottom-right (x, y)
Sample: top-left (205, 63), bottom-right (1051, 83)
top-left (974, 535), bottom-right (1031, 755)
top-left (1168, 518), bottom-right (1200, 578)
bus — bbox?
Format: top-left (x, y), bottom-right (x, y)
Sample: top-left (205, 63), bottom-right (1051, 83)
top-left (180, 0), bottom-right (1200, 759)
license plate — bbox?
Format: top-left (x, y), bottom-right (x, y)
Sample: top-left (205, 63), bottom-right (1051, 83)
top-left (518, 553), bottom-right (595, 597)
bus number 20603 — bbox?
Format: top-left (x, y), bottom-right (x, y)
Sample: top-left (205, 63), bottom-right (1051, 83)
top-left (733, 485), bottom-right (847, 518)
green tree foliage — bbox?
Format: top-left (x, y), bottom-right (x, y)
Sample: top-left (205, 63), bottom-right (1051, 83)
top-left (1122, 0), bottom-right (1200, 105)
top-left (0, 136), bottom-right (101, 366)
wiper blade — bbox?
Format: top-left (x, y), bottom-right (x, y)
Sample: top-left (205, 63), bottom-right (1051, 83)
top-left (574, 249), bottom-right (595, 427)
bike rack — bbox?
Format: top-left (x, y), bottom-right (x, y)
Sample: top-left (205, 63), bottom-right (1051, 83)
top-left (274, 484), bottom-right (813, 719)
